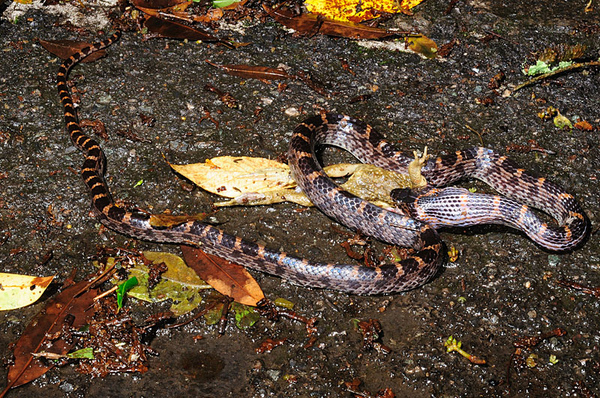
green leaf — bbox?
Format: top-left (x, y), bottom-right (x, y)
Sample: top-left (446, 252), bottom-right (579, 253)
top-left (213, 0), bottom-right (241, 8)
top-left (127, 251), bottom-right (212, 316)
top-left (232, 302), bottom-right (260, 329)
top-left (67, 347), bottom-right (94, 359)
top-left (117, 277), bottom-right (139, 310)
top-left (553, 113), bottom-right (573, 129)
top-left (204, 303), bottom-right (224, 325)
top-left (273, 297), bottom-right (294, 309)
top-left (526, 60), bottom-right (552, 76)
top-left (557, 61), bottom-right (573, 69)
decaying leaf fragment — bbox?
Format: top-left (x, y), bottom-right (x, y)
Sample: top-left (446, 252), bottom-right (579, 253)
top-left (406, 35), bottom-right (438, 59)
top-left (0, 273), bottom-right (54, 310)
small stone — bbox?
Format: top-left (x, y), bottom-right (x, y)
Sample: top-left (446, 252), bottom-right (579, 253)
top-left (266, 369), bottom-right (281, 381)
top-left (548, 254), bottom-right (560, 267)
top-left (284, 107), bottom-right (300, 117)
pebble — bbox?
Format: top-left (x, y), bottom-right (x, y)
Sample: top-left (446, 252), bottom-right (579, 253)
top-left (284, 107), bottom-right (300, 117)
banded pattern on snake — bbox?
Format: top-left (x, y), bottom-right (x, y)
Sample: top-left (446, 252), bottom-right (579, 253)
top-left (57, 32), bottom-right (588, 295)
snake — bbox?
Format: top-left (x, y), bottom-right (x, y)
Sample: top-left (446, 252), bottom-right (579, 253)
top-left (57, 32), bottom-right (588, 295)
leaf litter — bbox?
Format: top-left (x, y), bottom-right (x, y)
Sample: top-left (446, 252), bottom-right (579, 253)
top-left (1, 270), bottom-right (107, 396)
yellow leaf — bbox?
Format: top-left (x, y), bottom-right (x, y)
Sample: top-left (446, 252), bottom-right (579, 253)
top-left (170, 156), bottom-right (295, 198)
top-left (305, 0), bottom-right (425, 23)
top-left (406, 35), bottom-right (438, 58)
top-left (0, 273), bottom-right (54, 310)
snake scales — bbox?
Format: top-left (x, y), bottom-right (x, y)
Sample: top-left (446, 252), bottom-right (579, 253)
top-left (57, 32), bottom-right (588, 295)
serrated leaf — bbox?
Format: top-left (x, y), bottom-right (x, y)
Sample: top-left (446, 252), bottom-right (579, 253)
top-left (526, 60), bottom-right (552, 76)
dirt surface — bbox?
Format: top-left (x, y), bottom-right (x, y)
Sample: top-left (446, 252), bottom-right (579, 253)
top-left (1, 1), bottom-right (599, 397)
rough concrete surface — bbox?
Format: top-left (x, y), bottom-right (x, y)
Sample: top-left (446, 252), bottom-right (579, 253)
top-left (0, 0), bottom-right (599, 397)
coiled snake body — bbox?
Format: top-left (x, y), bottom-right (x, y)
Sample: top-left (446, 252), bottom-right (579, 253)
top-left (57, 32), bottom-right (588, 295)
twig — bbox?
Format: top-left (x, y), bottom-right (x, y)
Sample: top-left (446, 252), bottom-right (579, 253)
top-left (513, 60), bottom-right (600, 93)
top-left (464, 124), bottom-right (484, 146)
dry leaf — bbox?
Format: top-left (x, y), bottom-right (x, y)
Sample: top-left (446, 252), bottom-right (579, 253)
top-left (0, 273), bottom-right (54, 311)
top-left (305, 0), bottom-right (425, 23)
top-left (180, 245), bottom-right (265, 306)
top-left (574, 120), bottom-right (593, 131)
top-left (205, 61), bottom-right (294, 81)
top-left (406, 35), bottom-right (438, 58)
top-left (39, 39), bottom-right (106, 62)
top-left (170, 156), bottom-right (295, 198)
top-left (263, 5), bottom-right (395, 40)
top-left (143, 15), bottom-right (223, 43)
top-left (2, 278), bottom-right (100, 393)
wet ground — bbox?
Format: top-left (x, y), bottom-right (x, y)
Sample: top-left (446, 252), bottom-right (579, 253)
top-left (0, 0), bottom-right (599, 397)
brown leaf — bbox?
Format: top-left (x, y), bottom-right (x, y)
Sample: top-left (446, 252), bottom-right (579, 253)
top-left (2, 278), bottom-right (101, 394)
top-left (148, 213), bottom-right (208, 228)
top-left (39, 39), bottom-right (106, 62)
top-left (180, 245), bottom-right (264, 307)
top-left (131, 0), bottom-right (187, 10)
top-left (205, 61), bottom-right (293, 81)
top-left (263, 5), bottom-right (395, 40)
top-left (574, 120), bottom-right (593, 131)
top-left (143, 16), bottom-right (227, 45)
top-left (255, 338), bottom-right (287, 354)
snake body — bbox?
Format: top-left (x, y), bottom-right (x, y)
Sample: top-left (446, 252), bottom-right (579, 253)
top-left (57, 32), bottom-right (588, 295)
